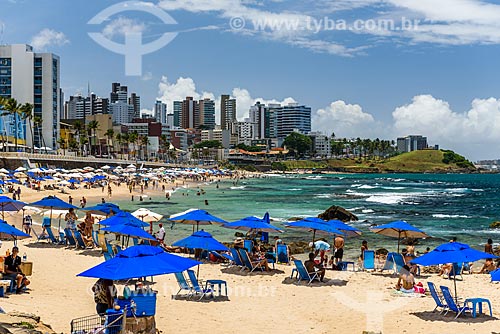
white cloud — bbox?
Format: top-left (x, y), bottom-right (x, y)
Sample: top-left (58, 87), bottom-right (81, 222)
top-left (141, 71), bottom-right (153, 81)
top-left (30, 28), bottom-right (69, 51)
top-left (102, 17), bottom-right (146, 39)
top-left (230, 87), bottom-right (296, 120)
top-left (392, 95), bottom-right (500, 158)
top-left (157, 76), bottom-right (215, 113)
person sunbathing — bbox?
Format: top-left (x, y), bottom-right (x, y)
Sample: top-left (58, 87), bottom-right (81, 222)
top-left (395, 265), bottom-right (415, 293)
top-left (251, 245), bottom-right (271, 271)
top-left (478, 258), bottom-right (496, 274)
top-left (304, 252), bottom-right (326, 282)
top-left (437, 263), bottom-right (454, 276)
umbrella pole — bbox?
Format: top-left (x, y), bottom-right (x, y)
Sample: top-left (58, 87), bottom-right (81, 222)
top-left (397, 231), bottom-right (401, 253)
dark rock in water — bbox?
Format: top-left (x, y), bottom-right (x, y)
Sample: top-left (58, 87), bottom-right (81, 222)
top-left (286, 217), bottom-right (303, 222)
top-left (490, 221), bottom-right (500, 228)
top-left (318, 205), bottom-right (358, 222)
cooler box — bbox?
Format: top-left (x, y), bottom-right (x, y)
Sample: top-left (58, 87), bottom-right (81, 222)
top-left (116, 292), bottom-right (157, 317)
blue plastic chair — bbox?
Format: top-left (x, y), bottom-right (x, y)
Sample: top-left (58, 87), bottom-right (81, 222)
top-left (186, 270), bottom-right (213, 300)
top-left (46, 227), bottom-right (63, 244)
top-left (243, 240), bottom-right (253, 253)
top-left (230, 248), bottom-right (244, 267)
top-left (238, 249), bottom-right (264, 272)
top-left (293, 259), bottom-right (319, 285)
top-left (64, 228), bottom-right (76, 245)
top-left (428, 282), bottom-right (447, 313)
top-left (260, 232), bottom-right (269, 244)
top-left (276, 244), bottom-right (289, 264)
top-left (445, 263), bottom-right (463, 280)
top-left (363, 250), bottom-right (375, 270)
top-left (73, 230), bottom-right (86, 249)
top-left (440, 286), bottom-right (472, 319)
top-left (173, 272), bottom-right (193, 298)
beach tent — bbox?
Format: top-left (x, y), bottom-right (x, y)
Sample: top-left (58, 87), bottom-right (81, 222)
top-left (77, 245), bottom-right (201, 280)
top-left (370, 220), bottom-right (428, 252)
top-left (223, 212), bottom-right (283, 233)
top-left (411, 242), bottom-right (497, 301)
top-left (0, 196), bottom-right (26, 220)
top-left (169, 209), bottom-right (227, 232)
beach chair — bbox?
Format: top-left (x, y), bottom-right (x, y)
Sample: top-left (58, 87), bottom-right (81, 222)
top-left (230, 248), bottom-right (244, 267)
top-left (445, 263), bottom-right (463, 280)
top-left (243, 240), bottom-right (253, 253)
top-left (209, 251), bottom-right (229, 263)
top-left (260, 232), bottom-right (269, 244)
top-left (440, 286), bottom-right (472, 319)
top-left (276, 244), bottom-right (290, 264)
top-left (186, 270), bottom-right (213, 300)
top-left (293, 260), bottom-right (319, 285)
top-left (105, 242), bottom-right (115, 258)
top-left (391, 253), bottom-right (406, 274)
top-left (72, 230), bottom-right (86, 249)
top-left (92, 231), bottom-right (99, 247)
top-left (46, 226), bottom-right (64, 244)
top-left (173, 271), bottom-right (193, 299)
top-left (428, 282), bottom-right (447, 313)
top-left (132, 238), bottom-right (139, 246)
top-left (238, 249), bottom-right (264, 272)
top-left (362, 250), bottom-right (375, 270)
top-left (64, 228), bottom-right (76, 245)
top-left (103, 251), bottom-right (113, 261)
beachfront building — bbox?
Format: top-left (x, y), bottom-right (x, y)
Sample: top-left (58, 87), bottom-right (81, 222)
top-left (154, 100), bottom-right (167, 124)
top-left (309, 131), bottom-right (331, 158)
top-left (129, 92), bottom-right (141, 119)
top-left (111, 101), bottom-right (134, 124)
top-left (110, 82), bottom-right (128, 103)
top-left (276, 103), bottom-right (311, 145)
top-left (198, 98), bottom-right (216, 129)
top-left (64, 93), bottom-right (110, 120)
top-left (237, 119), bottom-right (257, 146)
top-left (180, 97), bottom-right (198, 129)
top-left (0, 44), bottom-right (61, 150)
top-left (220, 94), bottom-right (236, 130)
top-left (173, 101), bottom-right (182, 127)
top-left (397, 135), bottom-right (428, 153)
top-left (201, 128), bottom-right (231, 148)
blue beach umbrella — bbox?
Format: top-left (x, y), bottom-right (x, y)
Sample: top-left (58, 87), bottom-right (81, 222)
top-left (285, 217), bottom-right (345, 243)
top-left (0, 219), bottom-right (31, 245)
top-left (370, 220), bottom-right (428, 252)
top-left (490, 268), bottom-right (500, 282)
top-left (169, 209), bottom-right (227, 231)
top-left (411, 242), bottom-right (497, 301)
top-left (101, 223), bottom-right (156, 240)
top-left (223, 212), bottom-right (283, 233)
top-left (173, 230), bottom-right (229, 251)
top-left (29, 195), bottom-right (78, 231)
top-left (77, 245), bottom-right (202, 280)
top-left (99, 211), bottom-right (149, 228)
top-left (84, 203), bottom-right (121, 215)
top-left (0, 195), bottom-right (26, 220)
top-left (326, 219), bottom-right (362, 237)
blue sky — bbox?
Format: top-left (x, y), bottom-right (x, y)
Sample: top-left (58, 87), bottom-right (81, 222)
top-left (2, 0), bottom-right (500, 160)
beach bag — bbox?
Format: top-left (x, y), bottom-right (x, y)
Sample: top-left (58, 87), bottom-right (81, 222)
top-left (413, 282), bottom-right (425, 294)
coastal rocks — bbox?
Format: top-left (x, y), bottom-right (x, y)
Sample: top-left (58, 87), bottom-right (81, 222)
top-left (0, 312), bottom-right (56, 334)
top-left (287, 241), bottom-right (310, 255)
top-left (489, 221), bottom-right (500, 228)
top-left (317, 205), bottom-right (358, 222)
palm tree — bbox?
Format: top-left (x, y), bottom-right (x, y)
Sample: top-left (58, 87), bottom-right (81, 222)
top-left (140, 135), bottom-right (150, 160)
top-left (57, 136), bottom-right (67, 155)
top-left (128, 131), bottom-right (138, 159)
top-left (0, 96), bottom-right (6, 151)
top-left (87, 120), bottom-right (100, 155)
top-left (104, 128), bottom-right (114, 157)
top-left (33, 116), bottom-right (45, 152)
top-left (159, 134), bottom-right (169, 161)
top-left (68, 137), bottom-right (78, 153)
top-left (1, 98), bottom-right (23, 152)
top-left (20, 103), bottom-right (34, 152)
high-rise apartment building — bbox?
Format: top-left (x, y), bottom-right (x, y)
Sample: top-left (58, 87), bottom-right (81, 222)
top-left (220, 94), bottom-right (236, 130)
top-left (110, 82), bottom-right (128, 103)
top-left (0, 44), bottom-right (61, 149)
top-left (154, 100), bottom-right (167, 124)
top-left (397, 135), bottom-right (428, 153)
top-left (173, 101), bottom-right (182, 127)
top-left (181, 97), bottom-right (198, 129)
top-left (276, 103), bottom-right (311, 142)
top-left (129, 92), bottom-right (140, 119)
top-left (198, 98), bottom-right (215, 129)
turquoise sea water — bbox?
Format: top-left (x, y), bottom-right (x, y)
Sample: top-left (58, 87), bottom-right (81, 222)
top-left (113, 173), bottom-right (500, 255)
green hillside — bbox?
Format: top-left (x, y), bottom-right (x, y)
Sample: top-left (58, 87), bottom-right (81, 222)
top-left (281, 150), bottom-right (476, 173)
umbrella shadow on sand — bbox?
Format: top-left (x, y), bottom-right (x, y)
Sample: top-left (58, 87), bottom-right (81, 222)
top-left (25, 242), bottom-right (66, 249)
top-left (78, 249), bottom-right (104, 257)
top-left (411, 311), bottom-right (498, 323)
top-left (220, 266), bottom-right (285, 276)
top-left (281, 276), bottom-right (348, 287)
top-left (171, 294), bottom-right (229, 303)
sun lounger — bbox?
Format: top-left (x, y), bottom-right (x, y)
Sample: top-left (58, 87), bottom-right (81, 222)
top-left (243, 240), bottom-right (253, 253)
top-left (173, 271), bottom-right (193, 299)
top-left (276, 244), bottom-right (290, 264)
top-left (363, 250), bottom-right (375, 270)
top-left (238, 249), bottom-right (264, 272)
top-left (46, 226), bottom-right (64, 244)
top-left (186, 270), bottom-right (213, 300)
top-left (440, 286), bottom-right (472, 319)
top-left (293, 259), bottom-right (319, 285)
top-left (72, 230), bottom-right (86, 249)
top-left (230, 248), bottom-right (244, 267)
top-left (64, 228), bottom-right (76, 245)
top-left (381, 252), bottom-right (405, 274)
top-left (428, 282), bottom-right (447, 313)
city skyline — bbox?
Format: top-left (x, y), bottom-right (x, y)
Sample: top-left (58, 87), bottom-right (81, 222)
top-left (1, 0), bottom-right (500, 159)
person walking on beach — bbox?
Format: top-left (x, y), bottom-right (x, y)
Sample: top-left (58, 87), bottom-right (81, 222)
top-left (156, 223), bottom-right (166, 245)
top-left (92, 279), bottom-right (116, 315)
top-left (23, 214), bottom-right (32, 235)
top-left (359, 240), bottom-right (368, 261)
top-left (68, 195), bottom-right (73, 205)
top-left (107, 185), bottom-right (112, 198)
top-left (80, 196), bottom-right (87, 208)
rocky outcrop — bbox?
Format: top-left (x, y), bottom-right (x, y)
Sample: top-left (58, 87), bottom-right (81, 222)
top-left (490, 221), bottom-right (500, 228)
top-left (0, 312), bottom-right (56, 334)
top-left (317, 205), bottom-right (358, 222)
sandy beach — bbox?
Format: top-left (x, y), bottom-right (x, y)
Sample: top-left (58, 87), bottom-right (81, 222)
top-left (0, 178), bottom-right (499, 333)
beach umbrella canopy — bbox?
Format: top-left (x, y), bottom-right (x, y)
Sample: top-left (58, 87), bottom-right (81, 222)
top-left (285, 217), bottom-right (345, 243)
top-left (411, 242), bottom-right (497, 300)
top-left (0, 219), bottom-right (31, 245)
top-left (29, 195), bottom-right (78, 230)
top-left (84, 203), bottom-right (121, 215)
top-left (132, 208), bottom-right (164, 234)
top-left (101, 223), bottom-right (156, 240)
top-left (0, 196), bottom-right (26, 220)
top-left (14, 167), bottom-right (27, 172)
top-left (169, 209), bottom-right (227, 231)
top-left (99, 211), bottom-right (149, 228)
top-left (325, 219), bottom-right (362, 237)
top-left (223, 212), bottom-right (283, 233)
top-left (77, 245), bottom-right (202, 280)
top-left (370, 220), bottom-right (428, 252)
top-left (172, 230), bottom-right (229, 251)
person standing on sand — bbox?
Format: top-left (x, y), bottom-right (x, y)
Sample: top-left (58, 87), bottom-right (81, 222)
top-left (485, 238), bottom-right (494, 254)
top-left (333, 235), bottom-right (345, 265)
top-left (92, 279), bottom-right (116, 315)
top-left (68, 195), bottom-right (73, 205)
